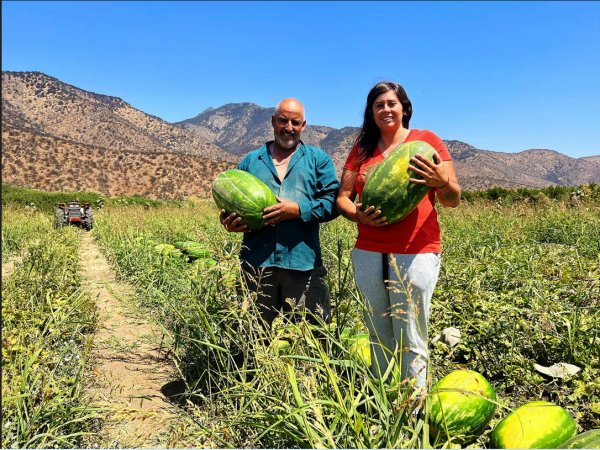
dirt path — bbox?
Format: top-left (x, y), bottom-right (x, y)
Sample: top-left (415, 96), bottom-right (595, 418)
top-left (2, 256), bottom-right (22, 283)
top-left (78, 232), bottom-right (183, 448)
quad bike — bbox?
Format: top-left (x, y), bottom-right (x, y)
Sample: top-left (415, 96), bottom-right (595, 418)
top-left (55, 201), bottom-right (94, 231)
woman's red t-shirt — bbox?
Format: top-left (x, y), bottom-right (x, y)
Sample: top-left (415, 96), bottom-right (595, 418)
top-left (343, 129), bottom-right (451, 254)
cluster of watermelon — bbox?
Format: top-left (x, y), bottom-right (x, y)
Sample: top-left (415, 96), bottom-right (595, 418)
top-left (429, 369), bottom-right (599, 448)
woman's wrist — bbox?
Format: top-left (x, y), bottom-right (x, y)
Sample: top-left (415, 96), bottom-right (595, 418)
top-left (354, 209), bottom-right (362, 224)
top-left (436, 176), bottom-right (450, 190)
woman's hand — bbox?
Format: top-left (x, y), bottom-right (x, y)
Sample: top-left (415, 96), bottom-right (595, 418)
top-left (356, 203), bottom-right (388, 227)
top-left (408, 150), bottom-right (449, 188)
top-left (408, 150), bottom-right (461, 207)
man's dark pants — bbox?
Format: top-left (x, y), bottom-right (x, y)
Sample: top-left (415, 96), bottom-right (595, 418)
top-left (239, 261), bottom-right (330, 327)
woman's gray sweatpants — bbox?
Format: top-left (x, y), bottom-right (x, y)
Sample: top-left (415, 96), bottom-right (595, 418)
top-left (351, 249), bottom-right (441, 392)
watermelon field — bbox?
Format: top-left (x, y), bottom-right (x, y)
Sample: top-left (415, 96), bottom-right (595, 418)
top-left (2, 183), bottom-right (599, 448)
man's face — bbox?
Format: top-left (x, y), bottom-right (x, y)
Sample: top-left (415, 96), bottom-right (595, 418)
top-left (272, 101), bottom-right (306, 150)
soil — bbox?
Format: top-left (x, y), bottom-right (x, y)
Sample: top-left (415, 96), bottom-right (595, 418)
top-left (78, 232), bottom-right (185, 447)
top-left (1, 256), bottom-right (22, 282)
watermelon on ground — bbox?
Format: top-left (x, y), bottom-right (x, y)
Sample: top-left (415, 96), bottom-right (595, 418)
top-left (274, 339), bottom-right (291, 354)
top-left (429, 369), bottom-right (497, 444)
top-left (186, 246), bottom-right (211, 260)
top-left (212, 169), bottom-right (277, 231)
top-left (153, 243), bottom-right (175, 256)
top-left (191, 258), bottom-right (217, 270)
top-left (174, 241), bottom-right (211, 260)
top-left (175, 241), bottom-right (203, 252)
top-left (168, 248), bottom-right (183, 258)
top-left (340, 328), bottom-right (371, 366)
top-left (361, 140), bottom-right (436, 224)
top-left (489, 400), bottom-right (577, 449)
top-left (561, 429), bottom-right (600, 449)
top-left (174, 241), bottom-right (194, 250)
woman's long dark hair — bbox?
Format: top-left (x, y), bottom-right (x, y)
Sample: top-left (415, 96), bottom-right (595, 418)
top-left (355, 81), bottom-right (412, 163)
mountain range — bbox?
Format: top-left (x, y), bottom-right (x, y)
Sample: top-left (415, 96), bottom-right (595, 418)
top-left (2, 71), bottom-right (599, 200)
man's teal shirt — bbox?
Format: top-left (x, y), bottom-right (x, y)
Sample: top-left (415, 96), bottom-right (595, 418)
top-left (238, 141), bottom-right (340, 271)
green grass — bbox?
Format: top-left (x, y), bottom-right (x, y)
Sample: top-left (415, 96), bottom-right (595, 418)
top-left (3, 184), bottom-right (598, 448)
top-left (87, 194), bottom-right (598, 447)
top-left (2, 204), bottom-right (52, 262)
top-left (2, 183), bottom-right (168, 213)
top-left (2, 222), bottom-right (99, 448)
top-left (431, 202), bottom-right (599, 445)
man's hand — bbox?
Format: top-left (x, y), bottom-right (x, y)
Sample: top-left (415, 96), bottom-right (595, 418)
top-left (263, 197), bottom-right (301, 225)
top-left (220, 210), bottom-right (249, 233)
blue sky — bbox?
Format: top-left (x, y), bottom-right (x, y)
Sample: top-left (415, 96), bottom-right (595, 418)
top-left (3, 1), bottom-right (599, 158)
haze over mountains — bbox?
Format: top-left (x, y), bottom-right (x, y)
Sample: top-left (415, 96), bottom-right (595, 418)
top-left (2, 71), bottom-right (599, 199)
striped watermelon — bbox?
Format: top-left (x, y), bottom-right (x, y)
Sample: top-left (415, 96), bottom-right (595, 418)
top-left (429, 369), bottom-right (497, 444)
top-left (174, 241), bottom-right (201, 251)
top-left (174, 241), bottom-right (211, 260)
top-left (168, 248), bottom-right (183, 258)
top-left (186, 246), bottom-right (210, 260)
top-left (361, 140), bottom-right (436, 224)
top-left (212, 170), bottom-right (277, 231)
top-left (490, 401), bottom-right (577, 449)
top-left (561, 429), bottom-right (600, 449)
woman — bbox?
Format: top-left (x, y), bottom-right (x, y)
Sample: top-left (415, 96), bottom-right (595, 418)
top-left (336, 81), bottom-right (461, 394)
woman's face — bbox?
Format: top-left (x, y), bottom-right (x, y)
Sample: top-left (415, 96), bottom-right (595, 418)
top-left (372, 90), bottom-right (404, 131)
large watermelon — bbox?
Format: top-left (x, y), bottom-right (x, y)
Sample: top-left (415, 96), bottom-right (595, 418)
top-left (489, 401), bottom-right (577, 449)
top-left (361, 140), bottom-right (436, 224)
top-left (212, 170), bottom-right (277, 231)
top-left (340, 328), bottom-right (371, 366)
top-left (561, 429), bottom-right (600, 449)
top-left (429, 369), bottom-right (497, 444)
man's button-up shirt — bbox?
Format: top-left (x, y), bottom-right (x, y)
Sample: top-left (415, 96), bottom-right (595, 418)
top-left (238, 141), bottom-right (340, 272)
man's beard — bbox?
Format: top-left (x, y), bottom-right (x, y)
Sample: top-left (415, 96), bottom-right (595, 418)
top-left (275, 132), bottom-right (300, 150)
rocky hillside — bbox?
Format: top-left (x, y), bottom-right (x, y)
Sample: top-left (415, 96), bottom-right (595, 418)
top-left (446, 142), bottom-right (600, 190)
top-left (2, 71), bottom-right (236, 160)
top-left (2, 71), bottom-right (237, 199)
top-left (2, 127), bottom-right (232, 199)
top-left (2, 71), bottom-right (599, 199)
top-left (179, 104), bottom-right (600, 190)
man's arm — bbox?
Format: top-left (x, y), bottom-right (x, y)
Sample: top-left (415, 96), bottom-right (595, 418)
top-left (297, 152), bottom-right (340, 223)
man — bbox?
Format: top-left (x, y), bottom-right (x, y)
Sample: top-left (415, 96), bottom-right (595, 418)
top-left (220, 98), bottom-right (339, 326)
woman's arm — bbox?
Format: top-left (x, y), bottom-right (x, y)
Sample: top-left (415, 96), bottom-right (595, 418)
top-left (336, 169), bottom-right (360, 221)
top-left (435, 160), bottom-right (461, 207)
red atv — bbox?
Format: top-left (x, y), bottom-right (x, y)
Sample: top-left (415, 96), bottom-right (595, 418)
top-left (55, 201), bottom-right (94, 231)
